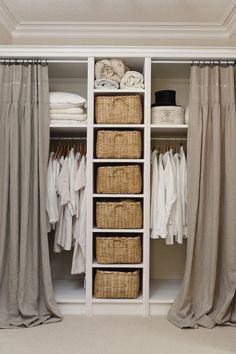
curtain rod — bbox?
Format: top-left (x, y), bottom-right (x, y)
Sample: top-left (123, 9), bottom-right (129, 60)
top-left (0, 59), bottom-right (88, 64)
top-left (152, 60), bottom-right (235, 64)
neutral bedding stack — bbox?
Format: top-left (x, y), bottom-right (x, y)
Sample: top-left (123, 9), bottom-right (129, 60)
top-left (49, 92), bottom-right (87, 124)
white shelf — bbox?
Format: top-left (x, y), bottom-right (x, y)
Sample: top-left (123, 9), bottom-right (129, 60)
top-left (93, 194), bottom-right (144, 198)
top-left (92, 295), bottom-right (143, 303)
top-left (93, 228), bottom-right (143, 233)
top-left (93, 159), bottom-right (144, 163)
top-left (50, 123), bottom-right (87, 135)
top-left (149, 279), bottom-right (182, 304)
top-left (53, 279), bottom-right (86, 303)
top-left (94, 124), bottom-right (144, 128)
top-left (92, 262), bottom-right (144, 268)
top-left (94, 88), bottom-right (145, 94)
top-left (151, 124), bottom-right (188, 135)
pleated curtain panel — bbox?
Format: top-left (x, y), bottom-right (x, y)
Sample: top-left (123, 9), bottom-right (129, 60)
top-left (168, 64), bottom-right (236, 328)
top-left (0, 63), bottom-right (61, 328)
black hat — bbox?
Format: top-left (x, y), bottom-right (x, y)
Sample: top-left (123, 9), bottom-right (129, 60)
top-left (151, 90), bottom-right (176, 107)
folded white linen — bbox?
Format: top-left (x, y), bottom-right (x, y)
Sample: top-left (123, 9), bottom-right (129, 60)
top-left (95, 59), bottom-right (129, 83)
top-left (94, 78), bottom-right (119, 89)
top-left (49, 92), bottom-right (86, 105)
top-left (50, 107), bottom-right (84, 114)
top-left (50, 103), bottom-right (84, 109)
top-left (50, 120), bottom-right (87, 125)
top-left (50, 113), bottom-right (87, 121)
top-left (120, 71), bottom-right (144, 89)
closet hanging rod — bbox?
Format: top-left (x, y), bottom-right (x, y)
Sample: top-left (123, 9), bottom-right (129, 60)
top-left (152, 60), bottom-right (235, 64)
top-left (50, 136), bottom-right (87, 140)
top-left (151, 137), bottom-right (187, 141)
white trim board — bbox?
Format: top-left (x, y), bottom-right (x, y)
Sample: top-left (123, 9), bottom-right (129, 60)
top-left (0, 46), bottom-right (236, 59)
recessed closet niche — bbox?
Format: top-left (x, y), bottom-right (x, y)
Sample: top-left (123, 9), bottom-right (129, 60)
top-left (48, 60), bottom-right (88, 314)
top-left (149, 62), bottom-right (190, 314)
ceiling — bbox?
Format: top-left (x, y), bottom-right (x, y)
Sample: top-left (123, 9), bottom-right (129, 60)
top-left (0, 0), bottom-right (236, 43)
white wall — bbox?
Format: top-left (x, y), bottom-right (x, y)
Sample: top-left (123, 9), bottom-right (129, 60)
top-left (0, 23), bottom-right (11, 44)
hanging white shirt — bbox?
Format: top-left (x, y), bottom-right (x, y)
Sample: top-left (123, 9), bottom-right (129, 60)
top-left (46, 152), bottom-right (59, 225)
top-left (150, 150), bottom-right (159, 239)
top-left (180, 146), bottom-right (187, 237)
top-left (163, 151), bottom-right (177, 245)
top-left (157, 153), bottom-right (166, 238)
top-left (71, 156), bottom-right (87, 274)
top-left (174, 152), bottom-right (183, 244)
top-left (55, 157), bottom-right (73, 251)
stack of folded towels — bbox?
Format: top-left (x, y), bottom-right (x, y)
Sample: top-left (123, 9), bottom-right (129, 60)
top-left (94, 59), bottom-right (145, 89)
top-left (49, 92), bottom-right (87, 125)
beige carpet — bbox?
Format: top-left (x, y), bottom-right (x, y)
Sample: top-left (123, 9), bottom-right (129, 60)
top-left (0, 316), bottom-right (235, 354)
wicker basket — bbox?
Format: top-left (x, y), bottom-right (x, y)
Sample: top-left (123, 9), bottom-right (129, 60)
top-left (94, 270), bottom-right (140, 298)
top-left (96, 165), bottom-right (142, 194)
top-left (95, 95), bottom-right (143, 124)
top-left (96, 236), bottom-right (142, 264)
top-left (96, 130), bottom-right (142, 159)
top-left (96, 201), bottom-right (142, 229)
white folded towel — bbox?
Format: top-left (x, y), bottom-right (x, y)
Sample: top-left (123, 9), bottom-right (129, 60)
top-left (50, 113), bottom-right (87, 121)
top-left (50, 107), bottom-right (84, 114)
top-left (50, 120), bottom-right (87, 125)
top-left (120, 71), bottom-right (144, 89)
top-left (94, 78), bottom-right (119, 89)
top-left (95, 59), bottom-right (129, 83)
top-left (49, 92), bottom-right (86, 105)
top-left (50, 103), bottom-right (84, 109)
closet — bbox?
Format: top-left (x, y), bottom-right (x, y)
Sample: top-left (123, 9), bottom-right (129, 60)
top-left (48, 60), bottom-right (88, 315)
top-left (1, 46), bottom-right (233, 316)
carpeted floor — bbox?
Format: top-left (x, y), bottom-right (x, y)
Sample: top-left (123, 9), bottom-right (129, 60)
top-left (0, 316), bottom-right (235, 354)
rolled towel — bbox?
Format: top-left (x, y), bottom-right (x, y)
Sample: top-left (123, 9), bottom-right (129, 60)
top-left (50, 113), bottom-right (87, 121)
top-left (50, 119), bottom-right (87, 125)
top-left (94, 78), bottom-right (119, 89)
top-left (120, 71), bottom-right (144, 89)
top-left (95, 58), bottom-right (129, 83)
top-left (50, 107), bottom-right (84, 114)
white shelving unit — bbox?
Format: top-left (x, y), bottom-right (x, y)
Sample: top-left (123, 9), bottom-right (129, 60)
top-left (87, 57), bottom-right (149, 315)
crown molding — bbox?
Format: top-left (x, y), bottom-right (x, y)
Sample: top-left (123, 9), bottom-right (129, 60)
top-left (0, 1), bottom-right (18, 35)
top-left (11, 21), bottom-right (229, 40)
top-left (221, 3), bottom-right (236, 37)
top-left (1, 1), bottom-right (236, 41)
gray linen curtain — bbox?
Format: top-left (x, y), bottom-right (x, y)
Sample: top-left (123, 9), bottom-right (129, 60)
top-left (168, 64), bottom-right (236, 328)
top-left (0, 63), bottom-right (61, 328)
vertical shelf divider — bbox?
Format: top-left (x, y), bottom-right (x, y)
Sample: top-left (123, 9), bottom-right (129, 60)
top-left (86, 57), bottom-right (95, 316)
top-left (143, 57), bottom-right (152, 316)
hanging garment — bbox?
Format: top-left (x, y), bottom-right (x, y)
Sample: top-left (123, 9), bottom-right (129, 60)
top-left (71, 156), bottom-right (87, 274)
top-left (46, 152), bottom-right (59, 225)
top-left (173, 153), bottom-right (183, 244)
top-left (150, 150), bottom-right (159, 238)
top-left (168, 64), bottom-right (236, 329)
top-left (162, 151), bottom-right (176, 244)
top-left (0, 63), bottom-right (61, 328)
top-left (180, 146), bottom-right (187, 237)
top-left (156, 153), bottom-right (166, 238)
top-left (56, 157), bottom-right (73, 251)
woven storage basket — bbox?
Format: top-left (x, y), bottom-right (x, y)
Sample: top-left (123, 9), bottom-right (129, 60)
top-left (96, 130), bottom-right (142, 159)
top-left (96, 165), bottom-right (142, 194)
top-left (94, 270), bottom-right (140, 298)
top-left (95, 95), bottom-right (143, 124)
top-left (96, 235), bottom-right (142, 264)
top-left (96, 201), bottom-right (142, 229)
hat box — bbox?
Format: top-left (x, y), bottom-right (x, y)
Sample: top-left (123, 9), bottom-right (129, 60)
top-left (151, 106), bottom-right (184, 124)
